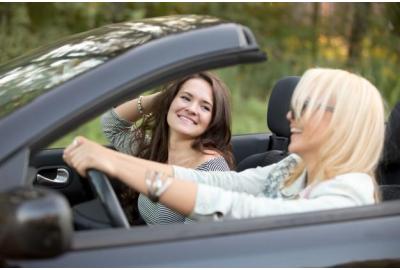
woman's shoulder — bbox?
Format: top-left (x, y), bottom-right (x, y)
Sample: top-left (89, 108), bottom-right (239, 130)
top-left (318, 172), bottom-right (374, 190)
top-left (333, 172), bottom-right (373, 183)
top-left (308, 172), bottom-right (375, 204)
top-left (196, 155), bottom-right (230, 171)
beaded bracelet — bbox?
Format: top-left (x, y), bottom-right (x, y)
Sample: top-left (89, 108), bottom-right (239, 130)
top-left (137, 96), bottom-right (153, 119)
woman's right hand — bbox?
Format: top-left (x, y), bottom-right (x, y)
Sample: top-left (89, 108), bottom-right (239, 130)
top-left (63, 136), bottom-right (118, 178)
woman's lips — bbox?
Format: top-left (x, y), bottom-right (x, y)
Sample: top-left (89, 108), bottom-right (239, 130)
top-left (178, 115), bottom-right (197, 125)
top-left (290, 127), bottom-right (303, 134)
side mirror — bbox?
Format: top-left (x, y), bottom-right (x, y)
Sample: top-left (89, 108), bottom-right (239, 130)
top-left (0, 187), bottom-right (73, 259)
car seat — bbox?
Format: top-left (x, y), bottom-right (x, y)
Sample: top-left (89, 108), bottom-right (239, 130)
top-left (237, 76), bottom-right (300, 171)
top-left (377, 102), bottom-right (400, 200)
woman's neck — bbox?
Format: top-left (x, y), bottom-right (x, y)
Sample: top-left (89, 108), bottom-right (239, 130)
top-left (167, 134), bottom-right (202, 168)
top-left (301, 153), bottom-right (318, 185)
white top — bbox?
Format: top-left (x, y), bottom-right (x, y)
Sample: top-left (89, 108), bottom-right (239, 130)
top-left (173, 154), bottom-right (376, 221)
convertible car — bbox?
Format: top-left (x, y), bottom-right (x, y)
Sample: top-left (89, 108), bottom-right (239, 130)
top-left (1, 15), bottom-right (400, 267)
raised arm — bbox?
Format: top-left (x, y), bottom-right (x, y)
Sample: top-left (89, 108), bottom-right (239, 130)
top-left (112, 92), bottom-right (160, 123)
top-left (101, 92), bottom-right (160, 155)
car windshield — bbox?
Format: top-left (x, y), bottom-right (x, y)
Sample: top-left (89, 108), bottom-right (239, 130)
top-left (0, 15), bottom-right (223, 120)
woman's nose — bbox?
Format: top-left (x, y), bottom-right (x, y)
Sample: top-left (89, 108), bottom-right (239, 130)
top-left (185, 103), bottom-right (198, 115)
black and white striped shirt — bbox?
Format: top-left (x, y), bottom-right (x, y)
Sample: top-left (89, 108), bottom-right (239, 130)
top-left (101, 109), bottom-right (231, 225)
top-left (138, 156), bottom-right (230, 225)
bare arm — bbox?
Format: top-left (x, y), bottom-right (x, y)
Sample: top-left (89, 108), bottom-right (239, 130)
top-left (110, 149), bottom-right (197, 216)
top-left (63, 136), bottom-right (197, 216)
top-left (113, 92), bottom-right (160, 122)
top-left (101, 92), bottom-right (160, 155)
top-left (64, 137), bottom-right (372, 220)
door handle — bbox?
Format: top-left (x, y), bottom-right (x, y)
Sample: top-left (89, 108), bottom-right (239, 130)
top-left (36, 168), bottom-right (70, 187)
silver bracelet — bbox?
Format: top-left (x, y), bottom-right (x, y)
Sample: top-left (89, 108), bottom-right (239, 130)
top-left (137, 96), bottom-right (153, 119)
top-left (145, 170), bottom-right (173, 202)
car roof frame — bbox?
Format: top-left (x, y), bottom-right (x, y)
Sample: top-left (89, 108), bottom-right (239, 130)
top-left (0, 23), bottom-right (266, 189)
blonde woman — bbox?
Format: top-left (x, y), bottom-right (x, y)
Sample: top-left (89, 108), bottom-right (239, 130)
top-left (64, 68), bottom-right (385, 221)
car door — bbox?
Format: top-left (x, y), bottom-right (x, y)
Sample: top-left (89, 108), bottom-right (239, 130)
top-left (27, 132), bottom-right (271, 209)
top-left (30, 149), bottom-right (93, 205)
top-left (8, 201), bottom-right (400, 267)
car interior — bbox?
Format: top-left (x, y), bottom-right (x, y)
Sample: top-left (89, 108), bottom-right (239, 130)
top-left (377, 102), bottom-right (400, 200)
top-left (30, 75), bottom-right (400, 231)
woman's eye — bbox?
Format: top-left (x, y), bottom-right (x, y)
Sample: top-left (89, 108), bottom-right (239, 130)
top-left (202, 106), bottom-right (211, 112)
top-left (181, 95), bottom-right (190, 101)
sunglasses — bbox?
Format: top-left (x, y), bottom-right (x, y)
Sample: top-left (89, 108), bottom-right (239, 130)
top-left (289, 101), bottom-right (334, 120)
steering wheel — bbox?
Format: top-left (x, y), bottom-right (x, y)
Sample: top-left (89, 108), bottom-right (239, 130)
top-left (87, 170), bottom-right (130, 228)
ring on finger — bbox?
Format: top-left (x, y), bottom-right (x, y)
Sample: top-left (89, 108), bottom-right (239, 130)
top-left (73, 138), bottom-right (79, 147)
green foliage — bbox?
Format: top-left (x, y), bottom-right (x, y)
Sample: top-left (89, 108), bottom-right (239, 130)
top-left (50, 117), bottom-right (107, 148)
top-left (50, 66), bottom-right (269, 148)
top-left (1, 3), bottom-right (400, 146)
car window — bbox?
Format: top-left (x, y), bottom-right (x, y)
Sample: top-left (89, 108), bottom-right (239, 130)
top-left (49, 66), bottom-right (269, 148)
top-left (0, 15), bottom-right (225, 120)
top-left (50, 116), bottom-right (108, 148)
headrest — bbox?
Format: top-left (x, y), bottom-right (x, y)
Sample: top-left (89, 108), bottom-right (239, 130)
top-left (377, 102), bottom-right (400, 173)
top-left (267, 76), bottom-right (300, 138)
top-left (383, 102), bottom-right (400, 164)
top-left (376, 102), bottom-right (400, 186)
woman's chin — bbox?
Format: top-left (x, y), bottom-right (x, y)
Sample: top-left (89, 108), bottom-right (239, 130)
top-left (288, 143), bottom-right (301, 155)
top-left (170, 129), bottom-right (198, 140)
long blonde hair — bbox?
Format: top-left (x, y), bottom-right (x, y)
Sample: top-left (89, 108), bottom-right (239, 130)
top-left (285, 68), bottom-right (385, 195)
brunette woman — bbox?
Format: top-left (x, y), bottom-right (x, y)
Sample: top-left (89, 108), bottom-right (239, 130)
top-left (101, 72), bottom-right (233, 224)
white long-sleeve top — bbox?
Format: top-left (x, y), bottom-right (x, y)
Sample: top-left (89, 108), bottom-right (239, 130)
top-left (173, 154), bottom-right (376, 221)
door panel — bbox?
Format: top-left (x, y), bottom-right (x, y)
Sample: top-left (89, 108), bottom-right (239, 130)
top-left (30, 149), bottom-right (93, 205)
top-left (31, 133), bottom-right (271, 202)
top-left (10, 212), bottom-right (400, 267)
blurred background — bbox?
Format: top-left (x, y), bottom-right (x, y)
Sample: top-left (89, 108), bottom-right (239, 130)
top-left (1, 3), bottom-right (399, 146)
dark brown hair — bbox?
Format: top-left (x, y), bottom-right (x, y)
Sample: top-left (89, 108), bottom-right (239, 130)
top-left (133, 72), bottom-right (234, 169)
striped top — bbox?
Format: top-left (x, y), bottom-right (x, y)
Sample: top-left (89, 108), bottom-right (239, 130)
top-left (101, 109), bottom-right (230, 225)
top-left (138, 156), bottom-right (229, 225)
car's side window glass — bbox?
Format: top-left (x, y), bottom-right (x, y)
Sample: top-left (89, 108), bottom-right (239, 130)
top-left (48, 66), bottom-right (269, 149)
top-left (49, 89), bottom-right (154, 148)
top-left (217, 67), bottom-right (269, 135)
top-left (49, 117), bottom-right (108, 148)
top-left (230, 86), bottom-right (268, 135)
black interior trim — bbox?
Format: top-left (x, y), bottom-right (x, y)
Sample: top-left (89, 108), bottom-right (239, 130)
top-left (232, 133), bottom-right (269, 165)
top-left (72, 199), bottom-right (400, 250)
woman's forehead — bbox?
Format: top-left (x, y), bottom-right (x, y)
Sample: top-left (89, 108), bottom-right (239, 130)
top-left (293, 88), bottom-right (336, 105)
top-left (178, 78), bottom-right (214, 104)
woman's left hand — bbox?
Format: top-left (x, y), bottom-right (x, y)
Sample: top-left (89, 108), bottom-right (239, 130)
top-left (63, 136), bottom-right (116, 177)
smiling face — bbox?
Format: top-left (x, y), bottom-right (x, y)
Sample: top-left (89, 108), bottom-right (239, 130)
top-left (283, 68), bottom-right (385, 185)
top-left (287, 101), bottom-right (334, 159)
top-left (167, 78), bottom-right (214, 140)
